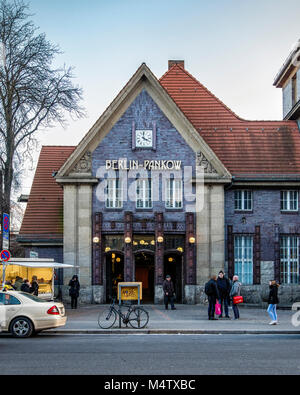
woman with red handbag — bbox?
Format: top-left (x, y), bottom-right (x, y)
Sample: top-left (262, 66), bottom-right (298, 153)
top-left (230, 275), bottom-right (242, 320)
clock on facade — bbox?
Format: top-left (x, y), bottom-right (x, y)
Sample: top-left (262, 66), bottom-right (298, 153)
top-left (135, 129), bottom-right (153, 148)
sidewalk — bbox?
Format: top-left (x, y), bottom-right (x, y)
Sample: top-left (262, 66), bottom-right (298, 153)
top-left (46, 304), bottom-right (300, 335)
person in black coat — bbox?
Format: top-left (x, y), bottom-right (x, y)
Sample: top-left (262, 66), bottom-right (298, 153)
top-left (21, 279), bottom-right (31, 294)
top-left (69, 275), bottom-right (80, 309)
top-left (163, 275), bottom-right (176, 310)
top-left (205, 275), bottom-right (220, 320)
top-left (30, 276), bottom-right (39, 296)
top-left (217, 271), bottom-right (231, 319)
top-left (267, 280), bottom-right (279, 325)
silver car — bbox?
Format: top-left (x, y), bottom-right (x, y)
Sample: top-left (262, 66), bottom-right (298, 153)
top-left (0, 291), bottom-right (67, 338)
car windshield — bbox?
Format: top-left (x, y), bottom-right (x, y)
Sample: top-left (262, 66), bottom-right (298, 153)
top-left (19, 292), bottom-right (50, 303)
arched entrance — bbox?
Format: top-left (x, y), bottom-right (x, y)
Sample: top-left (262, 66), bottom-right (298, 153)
top-left (105, 252), bottom-right (124, 301)
top-left (135, 251), bottom-right (155, 303)
top-left (164, 252), bottom-right (183, 304)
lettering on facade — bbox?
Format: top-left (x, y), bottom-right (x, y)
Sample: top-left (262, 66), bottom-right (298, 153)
top-left (106, 159), bottom-right (182, 171)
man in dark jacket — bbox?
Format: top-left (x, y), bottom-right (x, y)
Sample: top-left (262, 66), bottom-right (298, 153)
top-left (163, 275), bottom-right (176, 310)
top-left (21, 279), bottom-right (31, 294)
top-left (30, 276), bottom-right (39, 296)
top-left (205, 275), bottom-right (220, 320)
top-left (217, 271), bottom-right (231, 319)
top-left (69, 275), bottom-right (80, 309)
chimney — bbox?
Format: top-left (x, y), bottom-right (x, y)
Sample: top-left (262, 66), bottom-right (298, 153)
top-left (168, 60), bottom-right (185, 70)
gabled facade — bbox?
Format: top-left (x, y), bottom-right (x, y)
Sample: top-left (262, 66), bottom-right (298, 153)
top-left (19, 60), bottom-right (300, 305)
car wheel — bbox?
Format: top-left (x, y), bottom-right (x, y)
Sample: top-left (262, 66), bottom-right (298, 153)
top-left (10, 317), bottom-right (34, 338)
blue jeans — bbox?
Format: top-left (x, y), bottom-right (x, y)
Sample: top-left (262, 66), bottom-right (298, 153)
top-left (220, 296), bottom-right (229, 317)
top-left (232, 304), bottom-right (240, 319)
top-left (267, 304), bottom-right (277, 321)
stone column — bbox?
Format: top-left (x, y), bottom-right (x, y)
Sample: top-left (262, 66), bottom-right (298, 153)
top-left (63, 185), bottom-right (78, 297)
top-left (62, 184), bottom-right (94, 304)
top-left (77, 184), bottom-right (93, 303)
top-left (196, 184), bottom-right (225, 299)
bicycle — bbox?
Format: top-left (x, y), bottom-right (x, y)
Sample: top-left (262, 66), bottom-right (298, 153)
top-left (98, 298), bottom-right (149, 329)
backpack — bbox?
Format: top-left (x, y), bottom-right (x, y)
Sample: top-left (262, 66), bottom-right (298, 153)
top-left (205, 281), bottom-right (214, 296)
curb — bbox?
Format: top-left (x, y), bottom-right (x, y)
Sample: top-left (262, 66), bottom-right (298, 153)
top-left (44, 329), bottom-right (300, 335)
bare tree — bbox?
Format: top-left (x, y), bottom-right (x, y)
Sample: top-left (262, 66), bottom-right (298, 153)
top-left (0, 0), bottom-right (84, 215)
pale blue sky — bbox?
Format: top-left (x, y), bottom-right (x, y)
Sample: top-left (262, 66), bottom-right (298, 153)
top-left (21, 0), bottom-right (300, 192)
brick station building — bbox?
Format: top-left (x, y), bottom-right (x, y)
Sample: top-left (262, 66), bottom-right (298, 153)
top-left (18, 56), bottom-right (300, 305)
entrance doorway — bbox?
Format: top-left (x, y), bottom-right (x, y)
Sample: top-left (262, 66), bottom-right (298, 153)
top-left (106, 252), bottom-right (124, 301)
top-left (164, 253), bottom-right (183, 303)
top-left (135, 252), bottom-right (155, 303)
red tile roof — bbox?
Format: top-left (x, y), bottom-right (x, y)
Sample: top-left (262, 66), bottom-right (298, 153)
top-left (19, 146), bottom-right (75, 239)
top-left (160, 64), bottom-right (300, 176)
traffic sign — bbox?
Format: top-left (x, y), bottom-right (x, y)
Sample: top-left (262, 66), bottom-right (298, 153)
top-left (2, 213), bottom-right (9, 250)
top-left (0, 250), bottom-right (10, 262)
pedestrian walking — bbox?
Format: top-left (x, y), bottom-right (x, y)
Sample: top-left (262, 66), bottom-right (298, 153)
top-left (69, 275), bottom-right (80, 309)
top-left (267, 280), bottom-right (279, 325)
top-left (205, 275), bottom-right (220, 320)
top-left (230, 275), bottom-right (241, 320)
top-left (30, 276), bottom-right (39, 296)
top-left (217, 271), bottom-right (231, 319)
top-left (21, 279), bottom-right (31, 294)
top-left (163, 275), bottom-right (176, 310)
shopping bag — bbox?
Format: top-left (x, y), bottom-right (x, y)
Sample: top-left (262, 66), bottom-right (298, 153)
top-left (215, 302), bottom-right (221, 316)
top-left (233, 296), bottom-right (244, 305)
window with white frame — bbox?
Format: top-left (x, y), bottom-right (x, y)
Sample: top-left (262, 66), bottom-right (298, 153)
top-left (234, 190), bottom-right (253, 211)
top-left (165, 179), bottom-right (182, 209)
top-left (105, 178), bottom-right (123, 209)
top-left (280, 236), bottom-right (299, 284)
top-left (234, 236), bottom-right (253, 285)
top-left (136, 179), bottom-right (152, 209)
top-left (280, 190), bottom-right (299, 211)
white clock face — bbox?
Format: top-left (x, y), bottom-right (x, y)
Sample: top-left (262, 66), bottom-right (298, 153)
top-left (135, 130), bottom-right (153, 148)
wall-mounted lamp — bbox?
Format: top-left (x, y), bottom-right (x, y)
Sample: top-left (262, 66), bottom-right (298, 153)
top-left (125, 237), bottom-right (132, 244)
top-left (93, 237), bottom-right (100, 244)
top-left (157, 236), bottom-right (164, 243)
top-left (189, 237), bottom-right (196, 244)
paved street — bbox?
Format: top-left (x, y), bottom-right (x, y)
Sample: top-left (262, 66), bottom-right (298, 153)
top-left (0, 333), bottom-right (300, 375)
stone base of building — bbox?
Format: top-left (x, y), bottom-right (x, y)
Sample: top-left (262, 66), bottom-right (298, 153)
top-left (155, 285), bottom-right (164, 304)
top-left (60, 285), bottom-right (105, 305)
top-left (184, 285), bottom-right (196, 304)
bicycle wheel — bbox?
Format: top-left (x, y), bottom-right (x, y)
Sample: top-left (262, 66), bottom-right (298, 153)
top-left (128, 307), bottom-right (149, 329)
top-left (98, 308), bottom-right (117, 329)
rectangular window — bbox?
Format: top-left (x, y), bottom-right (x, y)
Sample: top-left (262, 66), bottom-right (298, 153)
top-left (234, 190), bottom-right (253, 211)
top-left (165, 179), bottom-right (183, 209)
top-left (136, 179), bottom-right (152, 209)
top-left (234, 236), bottom-right (253, 285)
top-left (106, 178), bottom-right (123, 209)
top-left (280, 236), bottom-right (299, 284)
top-left (281, 191), bottom-right (298, 211)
